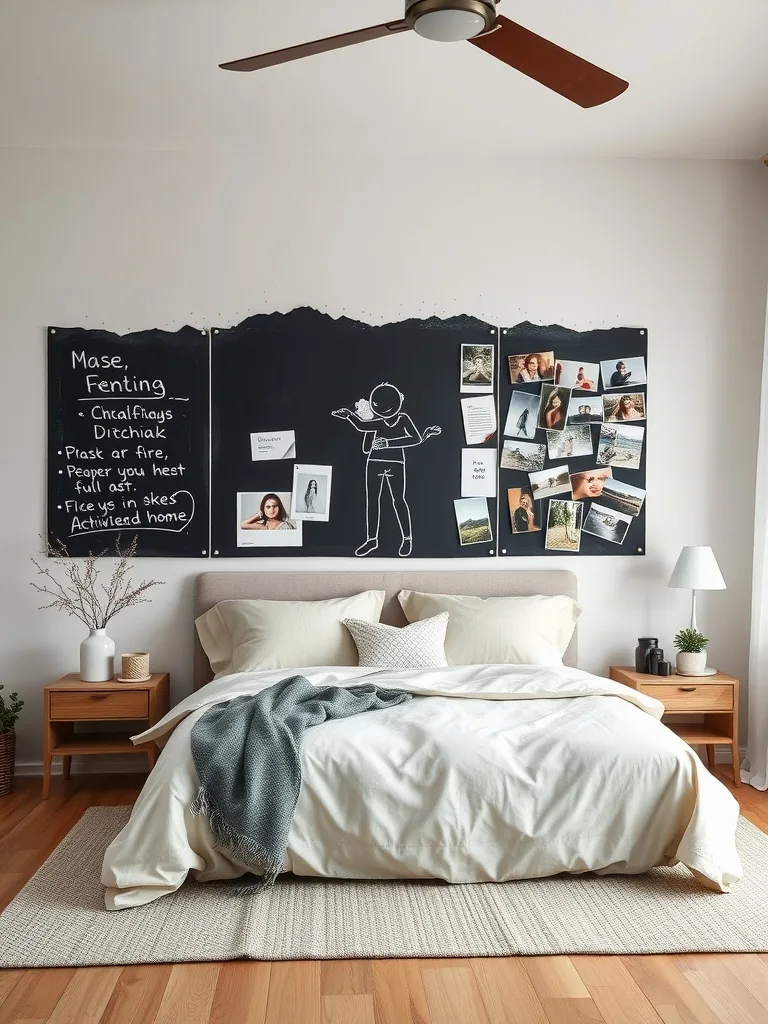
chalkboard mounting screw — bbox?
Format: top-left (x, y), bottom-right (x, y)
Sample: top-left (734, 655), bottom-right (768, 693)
top-left (213, 550), bottom-right (219, 556)
top-left (488, 329), bottom-right (494, 335)
top-left (58, 470), bottom-right (63, 475)
top-left (502, 329), bottom-right (508, 335)
top-left (50, 328), bottom-right (56, 334)
top-left (637, 547), bottom-right (643, 553)
top-left (202, 550), bottom-right (207, 555)
top-left (57, 505), bottom-right (62, 509)
top-left (489, 549), bottom-right (494, 555)
top-left (501, 548), bottom-right (507, 553)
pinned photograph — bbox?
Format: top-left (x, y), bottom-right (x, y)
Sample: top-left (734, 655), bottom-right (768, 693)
top-left (537, 384), bottom-right (570, 432)
top-left (291, 463), bottom-right (332, 522)
top-left (461, 344), bottom-right (494, 394)
top-left (554, 360), bottom-right (599, 392)
top-left (237, 491), bottom-right (302, 548)
top-left (601, 356), bottom-right (647, 390)
top-left (508, 487), bottom-right (541, 533)
top-left (566, 397), bottom-right (603, 425)
top-left (547, 425), bottom-right (593, 461)
top-left (570, 467), bottom-right (613, 502)
top-left (545, 500), bottom-right (583, 552)
top-left (529, 464), bottom-right (572, 501)
top-left (503, 390), bottom-right (541, 439)
top-left (600, 476), bottom-right (646, 517)
top-left (500, 439), bottom-right (546, 472)
top-left (508, 350), bottom-right (555, 384)
top-left (597, 424), bottom-right (644, 470)
top-left (583, 502), bottom-right (633, 545)
top-left (454, 497), bottom-right (493, 546)
top-left (603, 392), bottom-right (646, 422)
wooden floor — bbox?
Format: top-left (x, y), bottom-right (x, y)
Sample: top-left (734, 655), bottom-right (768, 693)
top-left (1, 772), bottom-right (768, 1024)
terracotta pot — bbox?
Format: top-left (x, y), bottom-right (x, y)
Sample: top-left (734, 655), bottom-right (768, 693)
top-left (0, 729), bottom-right (15, 797)
top-left (676, 651), bottom-right (707, 676)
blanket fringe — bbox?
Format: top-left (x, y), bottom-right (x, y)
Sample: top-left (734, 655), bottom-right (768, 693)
top-left (190, 785), bottom-right (283, 894)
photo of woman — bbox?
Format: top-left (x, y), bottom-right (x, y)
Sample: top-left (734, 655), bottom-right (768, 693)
top-left (604, 393), bottom-right (645, 421)
top-left (303, 478), bottom-right (318, 513)
top-left (570, 467), bottom-right (613, 501)
top-left (508, 487), bottom-right (540, 533)
top-left (237, 492), bottom-right (303, 548)
top-left (554, 360), bottom-right (599, 392)
top-left (538, 384), bottom-right (569, 432)
top-left (460, 344), bottom-right (494, 394)
top-left (240, 492), bottom-right (297, 531)
top-left (508, 350), bottom-right (554, 385)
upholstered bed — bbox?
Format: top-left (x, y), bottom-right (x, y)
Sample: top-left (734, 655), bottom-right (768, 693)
top-left (101, 569), bottom-right (742, 910)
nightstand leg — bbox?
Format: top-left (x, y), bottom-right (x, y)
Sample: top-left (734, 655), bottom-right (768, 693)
top-left (732, 748), bottom-right (741, 787)
top-left (42, 755), bottom-right (51, 799)
top-left (146, 744), bottom-right (157, 771)
top-left (705, 745), bottom-right (715, 768)
top-left (62, 755), bottom-right (72, 780)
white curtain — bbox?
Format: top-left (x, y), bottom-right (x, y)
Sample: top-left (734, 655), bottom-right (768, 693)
top-left (742, 294), bottom-right (768, 789)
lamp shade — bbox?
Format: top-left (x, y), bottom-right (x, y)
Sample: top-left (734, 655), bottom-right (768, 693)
top-left (667, 546), bottom-right (726, 591)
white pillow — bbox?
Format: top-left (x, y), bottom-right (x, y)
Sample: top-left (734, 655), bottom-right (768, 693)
top-left (343, 613), bottom-right (449, 669)
top-left (196, 592), bottom-right (386, 676)
top-left (397, 591), bottom-right (581, 667)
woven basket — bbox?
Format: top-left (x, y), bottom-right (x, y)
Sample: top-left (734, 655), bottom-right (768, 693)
top-left (0, 729), bottom-right (15, 797)
top-left (119, 652), bottom-right (150, 681)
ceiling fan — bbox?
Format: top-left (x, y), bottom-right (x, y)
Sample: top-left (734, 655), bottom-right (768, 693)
top-left (219, 0), bottom-right (628, 109)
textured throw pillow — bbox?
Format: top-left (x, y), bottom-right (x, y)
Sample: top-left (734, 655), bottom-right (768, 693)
top-left (196, 592), bottom-right (386, 677)
top-left (397, 591), bottom-right (581, 667)
top-left (343, 613), bottom-right (449, 669)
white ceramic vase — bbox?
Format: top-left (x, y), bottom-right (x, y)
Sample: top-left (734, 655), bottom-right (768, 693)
top-left (80, 628), bottom-right (115, 682)
top-left (676, 651), bottom-right (707, 676)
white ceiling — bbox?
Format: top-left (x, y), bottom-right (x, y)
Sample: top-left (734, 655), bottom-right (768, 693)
top-left (1, 0), bottom-right (768, 157)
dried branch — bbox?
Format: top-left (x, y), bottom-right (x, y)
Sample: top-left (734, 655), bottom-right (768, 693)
top-left (31, 535), bottom-right (164, 630)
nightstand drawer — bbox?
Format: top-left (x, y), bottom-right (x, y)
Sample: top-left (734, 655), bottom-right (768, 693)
top-left (49, 689), bottom-right (149, 720)
top-left (640, 683), bottom-right (733, 711)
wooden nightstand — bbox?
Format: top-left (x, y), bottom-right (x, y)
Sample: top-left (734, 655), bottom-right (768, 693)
top-left (609, 666), bottom-right (739, 786)
top-left (43, 672), bottom-right (170, 798)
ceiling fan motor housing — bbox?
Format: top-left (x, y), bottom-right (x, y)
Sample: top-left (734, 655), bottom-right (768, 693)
top-left (405, 0), bottom-right (496, 42)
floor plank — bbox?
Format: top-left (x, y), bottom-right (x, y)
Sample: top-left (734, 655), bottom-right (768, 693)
top-left (265, 962), bottom-right (321, 1024)
top-left (421, 965), bottom-right (490, 1024)
top-left (673, 956), bottom-right (768, 1024)
top-left (0, 969), bottom-right (75, 1024)
top-left (525, 958), bottom-right (591, 1001)
top-left (321, 961), bottom-right (371, 996)
top-left (208, 962), bottom-right (271, 1024)
top-left (321, 994), bottom-right (375, 1024)
top-left (45, 967), bottom-right (122, 1024)
top-left (370, 959), bottom-right (431, 1024)
top-left (98, 965), bottom-right (172, 1024)
top-left (152, 963), bottom-right (220, 1024)
top-left (621, 956), bottom-right (719, 1024)
top-left (572, 957), bottom-right (665, 1024)
top-left (471, 957), bottom-right (549, 1024)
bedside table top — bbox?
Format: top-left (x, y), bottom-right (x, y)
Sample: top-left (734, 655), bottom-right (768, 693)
top-left (46, 672), bottom-right (169, 692)
top-left (610, 666), bottom-right (737, 685)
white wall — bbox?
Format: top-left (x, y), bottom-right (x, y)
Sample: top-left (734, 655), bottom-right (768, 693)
top-left (1, 150), bottom-right (766, 766)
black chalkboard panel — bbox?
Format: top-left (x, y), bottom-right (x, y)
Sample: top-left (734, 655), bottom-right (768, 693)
top-left (211, 309), bottom-right (497, 559)
top-left (497, 323), bottom-right (647, 557)
top-left (47, 326), bottom-right (210, 557)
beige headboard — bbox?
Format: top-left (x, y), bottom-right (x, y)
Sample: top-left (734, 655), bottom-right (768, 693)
top-left (194, 569), bottom-right (579, 688)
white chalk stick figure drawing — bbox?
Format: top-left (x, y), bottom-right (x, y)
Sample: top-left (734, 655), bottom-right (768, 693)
top-left (332, 383), bottom-right (441, 557)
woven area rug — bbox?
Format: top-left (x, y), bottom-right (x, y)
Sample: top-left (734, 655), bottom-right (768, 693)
top-left (1, 807), bottom-right (767, 967)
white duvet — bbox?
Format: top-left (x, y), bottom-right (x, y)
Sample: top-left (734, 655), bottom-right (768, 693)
top-left (102, 664), bottom-right (742, 910)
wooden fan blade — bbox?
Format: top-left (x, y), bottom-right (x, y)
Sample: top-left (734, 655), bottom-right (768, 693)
top-left (220, 20), bottom-right (411, 71)
top-left (469, 16), bottom-right (628, 108)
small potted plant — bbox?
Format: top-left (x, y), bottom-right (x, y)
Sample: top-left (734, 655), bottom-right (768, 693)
top-left (673, 628), bottom-right (709, 676)
top-left (0, 685), bottom-right (24, 796)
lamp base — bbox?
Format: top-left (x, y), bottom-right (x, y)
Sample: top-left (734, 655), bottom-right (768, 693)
top-left (676, 666), bottom-right (718, 677)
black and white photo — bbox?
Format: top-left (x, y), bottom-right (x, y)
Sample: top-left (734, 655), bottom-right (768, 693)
top-left (500, 439), bottom-right (546, 472)
top-left (291, 463), bottom-right (332, 522)
top-left (503, 390), bottom-right (541, 439)
top-left (461, 344), bottom-right (494, 393)
top-left (583, 502), bottom-right (633, 545)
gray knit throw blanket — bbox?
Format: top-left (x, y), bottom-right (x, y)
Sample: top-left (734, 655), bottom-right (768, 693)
top-left (189, 675), bottom-right (412, 893)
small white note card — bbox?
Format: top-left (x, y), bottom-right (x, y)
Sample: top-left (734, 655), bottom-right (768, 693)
top-left (461, 395), bottom-right (497, 446)
top-left (250, 430), bottom-right (296, 461)
top-left (461, 448), bottom-right (496, 497)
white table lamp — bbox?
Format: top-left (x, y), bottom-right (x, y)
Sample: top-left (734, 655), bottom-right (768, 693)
top-left (667, 545), bottom-right (726, 675)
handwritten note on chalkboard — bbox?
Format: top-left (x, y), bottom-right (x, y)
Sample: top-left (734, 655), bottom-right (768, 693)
top-left (47, 326), bottom-right (210, 557)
